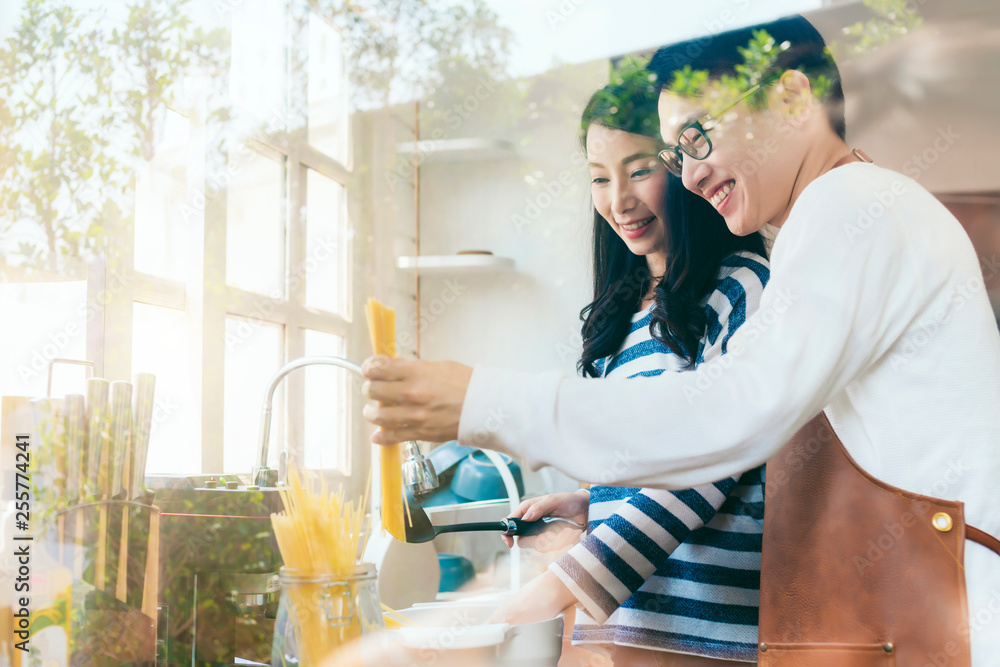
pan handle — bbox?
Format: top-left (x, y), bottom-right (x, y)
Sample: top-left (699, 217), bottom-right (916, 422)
top-left (433, 521), bottom-right (508, 535)
top-left (502, 517), bottom-right (586, 537)
top-left (431, 517), bottom-right (587, 537)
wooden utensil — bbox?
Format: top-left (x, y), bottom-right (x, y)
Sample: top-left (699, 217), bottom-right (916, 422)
top-left (108, 382), bottom-right (132, 500)
top-left (86, 378), bottom-right (110, 591)
top-left (130, 374), bottom-right (155, 501)
top-left (108, 381), bottom-right (132, 603)
top-left (65, 394), bottom-right (86, 577)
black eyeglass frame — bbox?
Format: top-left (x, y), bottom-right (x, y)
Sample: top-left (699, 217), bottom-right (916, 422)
top-left (657, 82), bottom-right (764, 177)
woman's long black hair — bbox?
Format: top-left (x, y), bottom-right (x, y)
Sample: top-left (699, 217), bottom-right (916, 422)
top-left (578, 63), bottom-right (768, 377)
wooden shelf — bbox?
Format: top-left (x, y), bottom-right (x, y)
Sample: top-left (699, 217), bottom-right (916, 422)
top-left (396, 255), bottom-right (515, 275)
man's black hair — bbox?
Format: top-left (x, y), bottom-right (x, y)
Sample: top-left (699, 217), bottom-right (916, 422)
top-left (649, 15), bottom-right (846, 140)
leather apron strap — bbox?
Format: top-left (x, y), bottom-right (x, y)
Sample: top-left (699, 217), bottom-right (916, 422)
top-left (968, 525), bottom-right (1000, 554)
top-left (758, 412), bottom-right (997, 666)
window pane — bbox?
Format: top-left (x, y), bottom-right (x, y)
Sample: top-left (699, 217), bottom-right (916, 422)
top-left (223, 316), bottom-right (283, 474)
top-left (134, 109), bottom-right (191, 281)
top-left (308, 13), bottom-right (349, 163)
top-left (304, 169), bottom-right (346, 314)
top-left (133, 303), bottom-right (200, 475)
top-left (0, 276), bottom-right (87, 398)
top-left (230, 0), bottom-right (287, 134)
top-left (303, 329), bottom-right (348, 472)
top-left (226, 149), bottom-right (285, 295)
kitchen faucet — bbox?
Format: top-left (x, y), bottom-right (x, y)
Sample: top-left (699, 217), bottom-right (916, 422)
top-left (252, 355), bottom-right (438, 494)
top-left (254, 355), bottom-right (526, 592)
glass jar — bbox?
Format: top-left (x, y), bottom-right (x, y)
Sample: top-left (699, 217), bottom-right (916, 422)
top-left (271, 563), bottom-right (384, 666)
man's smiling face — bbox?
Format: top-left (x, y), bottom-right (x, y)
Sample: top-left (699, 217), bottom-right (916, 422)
top-left (658, 80), bottom-right (810, 236)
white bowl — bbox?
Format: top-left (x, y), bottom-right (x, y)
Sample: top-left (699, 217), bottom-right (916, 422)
top-left (386, 602), bottom-right (563, 667)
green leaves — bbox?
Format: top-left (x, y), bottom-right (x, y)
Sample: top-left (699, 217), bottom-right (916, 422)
top-left (831, 0), bottom-right (923, 61)
top-left (609, 55), bottom-right (656, 90)
top-left (667, 64), bottom-right (709, 99)
top-left (735, 29), bottom-right (787, 87)
top-left (1, 0), bottom-right (114, 272)
top-left (668, 29), bottom-right (792, 109)
top-left (1, 0), bottom-right (227, 273)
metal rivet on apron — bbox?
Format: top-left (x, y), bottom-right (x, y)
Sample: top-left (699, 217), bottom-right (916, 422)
top-left (759, 643), bottom-right (767, 652)
top-left (932, 512), bottom-right (954, 532)
top-left (883, 642), bottom-right (894, 653)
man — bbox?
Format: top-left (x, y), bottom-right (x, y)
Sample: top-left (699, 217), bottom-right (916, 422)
top-left (363, 16), bottom-right (1000, 664)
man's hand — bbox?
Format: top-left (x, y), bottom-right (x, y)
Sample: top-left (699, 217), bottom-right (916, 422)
top-left (361, 356), bottom-right (473, 444)
top-left (501, 490), bottom-right (590, 550)
top-left (486, 570), bottom-right (578, 625)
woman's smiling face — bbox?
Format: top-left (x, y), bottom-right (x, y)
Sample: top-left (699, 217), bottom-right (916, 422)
top-left (586, 124), bottom-right (669, 260)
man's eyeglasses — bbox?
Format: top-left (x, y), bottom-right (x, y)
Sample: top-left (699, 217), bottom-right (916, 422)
top-left (657, 83), bottom-right (763, 177)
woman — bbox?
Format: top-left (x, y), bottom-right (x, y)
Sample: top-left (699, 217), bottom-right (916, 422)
top-left (489, 65), bottom-right (769, 666)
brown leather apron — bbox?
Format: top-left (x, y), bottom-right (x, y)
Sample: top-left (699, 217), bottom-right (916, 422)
top-left (758, 412), bottom-right (1000, 666)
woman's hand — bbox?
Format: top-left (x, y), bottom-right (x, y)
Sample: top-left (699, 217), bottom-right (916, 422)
top-left (361, 356), bottom-right (473, 444)
top-left (486, 570), bottom-right (578, 625)
top-left (501, 490), bottom-right (590, 550)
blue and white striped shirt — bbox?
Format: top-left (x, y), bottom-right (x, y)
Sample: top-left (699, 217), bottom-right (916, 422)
top-left (549, 250), bottom-right (769, 662)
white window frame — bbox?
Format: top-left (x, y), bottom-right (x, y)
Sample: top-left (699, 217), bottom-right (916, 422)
top-left (95, 3), bottom-right (359, 485)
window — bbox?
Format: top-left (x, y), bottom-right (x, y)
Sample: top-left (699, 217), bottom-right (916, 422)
top-left (132, 5), bottom-right (354, 477)
top-left (226, 148), bottom-right (286, 297)
top-left (303, 329), bottom-right (349, 471)
top-left (134, 109), bottom-right (192, 283)
top-left (132, 303), bottom-right (200, 474)
top-left (0, 268), bottom-right (90, 399)
top-left (308, 13), bottom-right (350, 165)
top-left (2, 2), bottom-right (356, 481)
top-left (223, 317), bottom-right (284, 473)
top-left (305, 168), bottom-right (348, 315)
